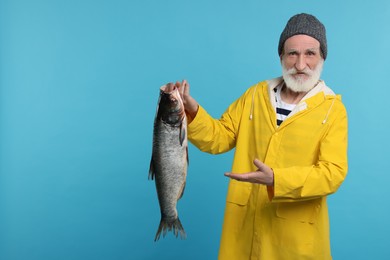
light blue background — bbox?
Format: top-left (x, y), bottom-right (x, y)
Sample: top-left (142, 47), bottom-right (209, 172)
top-left (1, 1), bottom-right (389, 259)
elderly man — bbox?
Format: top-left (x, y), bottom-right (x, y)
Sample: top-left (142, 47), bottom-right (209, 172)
top-left (177, 13), bottom-right (348, 259)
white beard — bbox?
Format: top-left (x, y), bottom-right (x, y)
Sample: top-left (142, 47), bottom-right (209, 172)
top-left (282, 59), bottom-right (324, 93)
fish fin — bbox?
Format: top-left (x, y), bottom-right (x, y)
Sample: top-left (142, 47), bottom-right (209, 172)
top-left (186, 146), bottom-right (189, 166)
top-left (148, 156), bottom-right (155, 180)
top-left (179, 122), bottom-right (186, 146)
top-left (178, 181), bottom-right (186, 200)
top-left (154, 217), bottom-right (186, 241)
top-left (154, 91), bottom-right (162, 122)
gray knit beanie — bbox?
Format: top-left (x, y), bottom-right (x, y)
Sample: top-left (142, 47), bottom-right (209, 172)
top-left (278, 13), bottom-right (327, 59)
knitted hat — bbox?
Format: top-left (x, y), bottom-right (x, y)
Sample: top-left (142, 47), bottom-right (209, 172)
top-left (278, 13), bottom-right (327, 59)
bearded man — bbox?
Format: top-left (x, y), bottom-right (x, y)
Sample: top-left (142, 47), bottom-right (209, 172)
top-left (176, 13), bottom-right (348, 259)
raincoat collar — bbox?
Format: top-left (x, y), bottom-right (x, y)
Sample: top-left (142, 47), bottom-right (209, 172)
top-left (266, 77), bottom-right (336, 109)
top-left (265, 77), bottom-right (339, 125)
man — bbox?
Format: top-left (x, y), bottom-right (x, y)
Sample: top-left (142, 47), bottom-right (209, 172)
top-left (177, 13), bottom-right (348, 259)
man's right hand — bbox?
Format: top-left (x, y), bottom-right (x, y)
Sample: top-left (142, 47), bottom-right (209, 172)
top-left (175, 80), bottom-right (199, 122)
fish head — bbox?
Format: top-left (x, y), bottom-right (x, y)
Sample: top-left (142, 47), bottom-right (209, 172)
top-left (157, 83), bottom-right (185, 126)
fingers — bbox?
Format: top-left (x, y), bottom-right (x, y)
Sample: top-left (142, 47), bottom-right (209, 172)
top-left (182, 79), bottom-right (189, 95)
top-left (174, 81), bottom-right (181, 90)
top-left (176, 81), bottom-right (183, 96)
top-left (252, 159), bottom-right (274, 185)
top-left (224, 172), bottom-right (247, 181)
top-left (174, 79), bottom-right (189, 96)
top-left (177, 80), bottom-right (185, 97)
top-left (253, 159), bottom-right (264, 169)
top-left (224, 160), bottom-right (273, 185)
top-left (226, 160), bottom-right (266, 179)
top-left (172, 79), bottom-right (198, 120)
top-left (253, 158), bottom-right (270, 172)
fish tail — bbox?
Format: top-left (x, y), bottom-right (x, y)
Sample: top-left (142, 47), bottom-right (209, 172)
top-left (154, 217), bottom-right (186, 241)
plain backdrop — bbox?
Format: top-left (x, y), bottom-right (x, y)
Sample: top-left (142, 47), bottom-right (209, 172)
top-left (1, 0), bottom-right (389, 259)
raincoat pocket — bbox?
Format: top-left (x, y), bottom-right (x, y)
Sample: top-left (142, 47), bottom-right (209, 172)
top-left (226, 180), bottom-right (251, 206)
top-left (272, 200), bottom-right (321, 256)
top-left (276, 199), bottom-right (320, 224)
top-left (224, 181), bottom-right (252, 234)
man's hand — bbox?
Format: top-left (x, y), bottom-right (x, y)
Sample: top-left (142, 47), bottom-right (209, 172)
top-left (175, 80), bottom-right (199, 121)
top-left (224, 159), bottom-right (274, 186)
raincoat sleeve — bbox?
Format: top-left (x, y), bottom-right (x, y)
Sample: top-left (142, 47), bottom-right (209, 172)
top-left (269, 101), bottom-right (348, 202)
top-left (187, 94), bottom-right (246, 154)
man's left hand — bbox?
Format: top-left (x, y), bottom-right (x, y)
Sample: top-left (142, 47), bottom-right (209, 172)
top-left (224, 159), bottom-right (274, 186)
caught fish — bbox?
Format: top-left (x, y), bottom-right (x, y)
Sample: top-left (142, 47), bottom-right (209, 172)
top-left (149, 83), bottom-right (188, 241)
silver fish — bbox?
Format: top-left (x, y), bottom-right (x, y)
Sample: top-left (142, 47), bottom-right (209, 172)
top-left (149, 83), bottom-right (188, 241)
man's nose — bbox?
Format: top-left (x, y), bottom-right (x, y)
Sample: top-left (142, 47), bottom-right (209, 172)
top-left (295, 54), bottom-right (307, 71)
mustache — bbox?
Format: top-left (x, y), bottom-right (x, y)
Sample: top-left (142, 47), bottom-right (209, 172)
top-left (285, 67), bottom-right (314, 76)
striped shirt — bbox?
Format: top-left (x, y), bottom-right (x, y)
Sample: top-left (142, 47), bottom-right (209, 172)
top-left (274, 85), bottom-right (296, 126)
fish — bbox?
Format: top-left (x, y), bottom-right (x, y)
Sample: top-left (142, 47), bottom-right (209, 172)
top-left (149, 82), bottom-right (188, 241)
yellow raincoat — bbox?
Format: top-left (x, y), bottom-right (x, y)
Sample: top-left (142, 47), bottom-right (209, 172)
top-left (188, 78), bottom-right (348, 260)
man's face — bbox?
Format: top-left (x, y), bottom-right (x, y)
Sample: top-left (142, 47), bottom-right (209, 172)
top-left (281, 34), bottom-right (324, 92)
